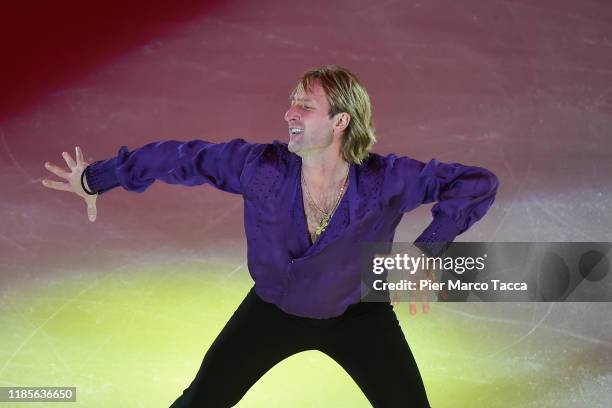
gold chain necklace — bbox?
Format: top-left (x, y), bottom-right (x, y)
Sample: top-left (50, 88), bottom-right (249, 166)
top-left (301, 163), bottom-right (350, 241)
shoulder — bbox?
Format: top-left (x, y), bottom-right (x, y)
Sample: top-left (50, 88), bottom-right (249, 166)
top-left (263, 140), bottom-right (294, 162)
top-left (372, 152), bottom-right (426, 177)
top-left (217, 138), bottom-right (294, 170)
top-left (242, 139), bottom-right (297, 198)
top-left (356, 151), bottom-right (405, 177)
top-left (356, 151), bottom-right (426, 204)
top-left (251, 140), bottom-right (297, 170)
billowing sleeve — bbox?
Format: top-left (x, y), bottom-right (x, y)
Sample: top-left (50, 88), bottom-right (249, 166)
top-left (384, 154), bottom-right (499, 257)
top-left (83, 138), bottom-right (265, 195)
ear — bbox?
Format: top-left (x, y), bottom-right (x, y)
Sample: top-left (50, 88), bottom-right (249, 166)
top-left (334, 112), bottom-right (351, 133)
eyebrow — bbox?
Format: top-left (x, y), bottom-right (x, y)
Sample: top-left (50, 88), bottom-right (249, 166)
top-left (289, 96), bottom-right (314, 103)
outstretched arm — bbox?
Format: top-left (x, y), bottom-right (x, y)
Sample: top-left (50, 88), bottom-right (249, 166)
top-left (84, 138), bottom-right (265, 195)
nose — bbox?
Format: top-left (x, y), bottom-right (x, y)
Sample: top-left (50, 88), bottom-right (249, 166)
top-left (284, 105), bottom-right (299, 123)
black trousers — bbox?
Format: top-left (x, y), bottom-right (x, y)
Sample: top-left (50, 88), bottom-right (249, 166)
top-left (170, 287), bottom-right (431, 407)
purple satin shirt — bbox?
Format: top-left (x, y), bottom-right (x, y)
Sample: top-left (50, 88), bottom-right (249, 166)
top-left (85, 139), bottom-right (498, 318)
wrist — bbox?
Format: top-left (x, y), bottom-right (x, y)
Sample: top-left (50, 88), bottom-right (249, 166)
top-left (81, 167), bottom-right (97, 195)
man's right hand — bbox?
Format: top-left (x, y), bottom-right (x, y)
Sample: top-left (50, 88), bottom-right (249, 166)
top-left (42, 146), bottom-right (98, 222)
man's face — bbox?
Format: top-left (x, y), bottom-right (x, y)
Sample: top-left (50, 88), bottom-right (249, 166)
top-left (284, 81), bottom-right (338, 156)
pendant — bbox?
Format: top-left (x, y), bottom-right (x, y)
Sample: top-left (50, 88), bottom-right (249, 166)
top-left (315, 214), bottom-right (330, 236)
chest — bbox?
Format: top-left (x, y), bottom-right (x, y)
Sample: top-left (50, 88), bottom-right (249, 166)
top-left (301, 183), bottom-right (347, 244)
top-left (302, 195), bottom-right (322, 243)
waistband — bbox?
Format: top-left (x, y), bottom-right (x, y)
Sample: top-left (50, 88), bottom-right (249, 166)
top-left (250, 286), bottom-right (392, 327)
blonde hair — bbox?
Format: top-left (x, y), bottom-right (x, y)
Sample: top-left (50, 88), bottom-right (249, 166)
top-left (290, 65), bottom-right (377, 164)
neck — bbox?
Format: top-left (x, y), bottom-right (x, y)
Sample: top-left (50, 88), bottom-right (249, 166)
top-left (301, 149), bottom-right (349, 187)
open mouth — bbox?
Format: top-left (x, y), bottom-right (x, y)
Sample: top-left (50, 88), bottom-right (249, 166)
top-left (289, 127), bottom-right (304, 137)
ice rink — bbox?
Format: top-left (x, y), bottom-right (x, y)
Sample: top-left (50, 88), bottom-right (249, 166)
top-left (1, 0), bottom-right (611, 406)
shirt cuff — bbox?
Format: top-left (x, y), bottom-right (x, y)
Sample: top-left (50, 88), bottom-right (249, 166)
top-left (84, 158), bottom-right (121, 195)
top-left (413, 213), bottom-right (461, 257)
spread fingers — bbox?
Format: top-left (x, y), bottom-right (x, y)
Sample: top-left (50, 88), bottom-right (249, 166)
top-left (44, 161), bottom-right (70, 179)
top-left (62, 151), bottom-right (77, 170)
top-left (75, 146), bottom-right (85, 167)
top-left (41, 179), bottom-right (72, 192)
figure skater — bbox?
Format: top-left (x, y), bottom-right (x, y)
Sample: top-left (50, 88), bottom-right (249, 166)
top-left (42, 65), bottom-right (498, 407)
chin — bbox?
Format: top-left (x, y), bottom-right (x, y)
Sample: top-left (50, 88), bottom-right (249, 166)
top-left (288, 139), bottom-right (301, 153)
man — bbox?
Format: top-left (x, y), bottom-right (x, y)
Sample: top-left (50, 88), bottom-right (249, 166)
top-left (42, 65), bottom-right (499, 407)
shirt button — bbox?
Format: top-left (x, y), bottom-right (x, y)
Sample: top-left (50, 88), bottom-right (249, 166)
top-left (289, 258), bottom-right (294, 264)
